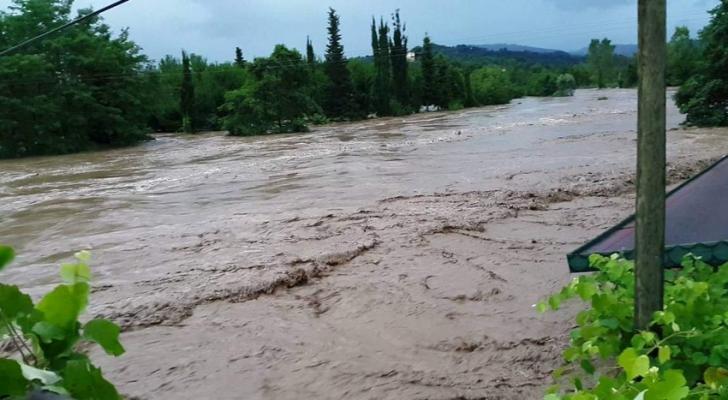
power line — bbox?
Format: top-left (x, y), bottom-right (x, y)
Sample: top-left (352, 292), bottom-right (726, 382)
top-left (0, 0), bottom-right (132, 57)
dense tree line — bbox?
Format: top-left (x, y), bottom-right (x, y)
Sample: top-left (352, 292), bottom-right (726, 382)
top-left (2, 0), bottom-right (726, 158)
top-left (0, 0), bottom-right (151, 158)
top-left (675, 1), bottom-right (728, 127)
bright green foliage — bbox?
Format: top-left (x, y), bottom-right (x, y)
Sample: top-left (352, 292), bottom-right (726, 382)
top-left (555, 74), bottom-right (577, 97)
top-left (675, 2), bottom-right (728, 127)
top-left (0, 0), bottom-right (151, 159)
top-left (470, 66), bottom-right (515, 105)
top-left (0, 248), bottom-right (124, 399)
top-left (221, 45), bottom-right (316, 135)
top-left (539, 255), bottom-right (728, 399)
top-left (587, 38), bottom-right (616, 89)
top-left (0, 245), bottom-right (14, 271)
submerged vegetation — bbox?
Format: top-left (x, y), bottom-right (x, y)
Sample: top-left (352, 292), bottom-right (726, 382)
top-left (540, 255), bottom-right (728, 399)
top-left (0, 245), bottom-right (124, 399)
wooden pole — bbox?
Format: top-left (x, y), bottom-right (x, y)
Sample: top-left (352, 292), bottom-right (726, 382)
top-left (635, 0), bottom-right (666, 330)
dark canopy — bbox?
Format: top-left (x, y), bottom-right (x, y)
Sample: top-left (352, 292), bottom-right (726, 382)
top-left (568, 156), bottom-right (728, 272)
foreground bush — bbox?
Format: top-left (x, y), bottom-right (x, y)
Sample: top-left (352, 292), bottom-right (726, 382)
top-left (540, 255), bottom-right (728, 399)
top-left (0, 245), bottom-right (124, 399)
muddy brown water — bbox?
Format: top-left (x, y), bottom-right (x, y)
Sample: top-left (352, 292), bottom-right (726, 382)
top-left (1, 89), bottom-right (727, 399)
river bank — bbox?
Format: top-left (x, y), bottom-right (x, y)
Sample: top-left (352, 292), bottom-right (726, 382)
top-left (1, 89), bottom-right (727, 399)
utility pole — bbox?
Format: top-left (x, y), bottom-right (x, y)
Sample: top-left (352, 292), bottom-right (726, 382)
top-left (635, 0), bottom-right (666, 330)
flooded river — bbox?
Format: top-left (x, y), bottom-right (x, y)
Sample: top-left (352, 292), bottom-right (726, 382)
top-left (1, 89), bottom-right (725, 399)
top-left (0, 89), bottom-right (682, 288)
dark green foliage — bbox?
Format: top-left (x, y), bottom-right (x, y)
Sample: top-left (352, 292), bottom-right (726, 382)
top-left (371, 18), bottom-right (391, 115)
top-left (420, 35), bottom-right (436, 106)
top-left (676, 2), bottom-right (728, 127)
top-left (348, 59), bottom-right (375, 115)
top-left (145, 55), bottom-right (247, 132)
top-left (323, 8), bottom-right (355, 118)
top-left (0, 248), bottom-right (124, 399)
top-left (221, 45), bottom-right (316, 135)
top-left (588, 38), bottom-right (616, 89)
top-left (390, 10), bottom-right (409, 107)
top-left (619, 58), bottom-right (639, 88)
top-left (540, 255), bottom-right (728, 399)
top-left (180, 51), bottom-right (195, 133)
top-left (306, 36), bottom-right (315, 65)
top-left (420, 43), bottom-right (582, 68)
top-left (0, 0), bottom-right (151, 159)
top-left (234, 47), bottom-right (246, 68)
top-left (667, 26), bottom-right (700, 87)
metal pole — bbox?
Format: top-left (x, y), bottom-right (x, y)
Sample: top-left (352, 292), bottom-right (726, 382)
top-left (635, 0), bottom-right (666, 330)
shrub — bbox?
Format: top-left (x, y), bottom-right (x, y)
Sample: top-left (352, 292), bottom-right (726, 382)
top-left (0, 245), bottom-right (124, 399)
top-left (554, 74), bottom-right (576, 97)
top-left (539, 254), bottom-right (728, 399)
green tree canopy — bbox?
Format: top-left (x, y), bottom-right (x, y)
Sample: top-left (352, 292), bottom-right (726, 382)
top-left (0, 0), bottom-right (150, 158)
top-left (587, 38), bottom-right (616, 89)
top-left (323, 7), bottom-right (355, 118)
top-left (676, 2), bottom-right (728, 126)
top-left (221, 45), bottom-right (316, 135)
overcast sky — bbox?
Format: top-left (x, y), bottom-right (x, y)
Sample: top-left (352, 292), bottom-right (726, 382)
top-left (0, 0), bottom-right (720, 62)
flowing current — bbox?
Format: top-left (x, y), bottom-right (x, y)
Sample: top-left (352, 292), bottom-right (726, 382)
top-left (0, 89), bottom-right (683, 290)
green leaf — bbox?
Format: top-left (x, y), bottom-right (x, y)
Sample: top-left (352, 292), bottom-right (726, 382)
top-left (658, 346), bottom-right (671, 364)
top-left (581, 359), bottom-right (596, 374)
top-left (544, 394), bottom-right (561, 400)
top-left (618, 348), bottom-right (650, 380)
top-left (0, 358), bottom-right (30, 396)
top-left (536, 302), bottom-right (548, 313)
top-left (83, 319), bottom-right (125, 357)
top-left (645, 370), bottom-right (688, 400)
top-left (60, 262), bottom-right (91, 285)
top-left (20, 363), bottom-right (61, 385)
top-left (577, 281), bottom-right (598, 300)
top-left (36, 283), bottom-right (89, 331)
top-left (0, 245), bottom-right (14, 271)
top-left (704, 367), bottom-right (728, 389)
top-left (0, 283), bottom-right (34, 320)
top-left (32, 321), bottom-right (67, 343)
top-left (62, 359), bottom-right (121, 400)
top-left (548, 295), bottom-right (561, 310)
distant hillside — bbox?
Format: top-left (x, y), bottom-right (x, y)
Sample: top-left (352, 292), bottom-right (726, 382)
top-left (411, 44), bottom-right (584, 67)
top-left (473, 43), bottom-right (564, 54)
top-left (572, 44), bottom-right (638, 57)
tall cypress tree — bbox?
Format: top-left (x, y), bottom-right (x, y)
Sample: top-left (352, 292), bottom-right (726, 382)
top-left (421, 35), bottom-right (436, 107)
top-left (372, 18), bottom-right (391, 115)
top-left (390, 10), bottom-right (409, 107)
top-left (323, 7), bottom-right (355, 118)
top-left (180, 50), bottom-right (195, 133)
top-left (234, 47), bottom-right (245, 68)
top-left (306, 36), bottom-right (316, 65)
